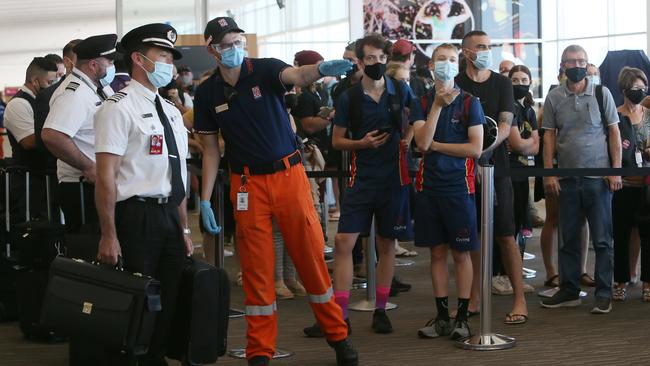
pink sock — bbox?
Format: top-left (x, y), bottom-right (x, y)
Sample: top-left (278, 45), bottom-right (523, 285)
top-left (334, 290), bottom-right (350, 319)
top-left (375, 286), bottom-right (391, 310)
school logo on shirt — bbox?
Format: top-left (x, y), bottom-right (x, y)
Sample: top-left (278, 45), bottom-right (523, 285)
top-left (251, 86), bottom-right (262, 99)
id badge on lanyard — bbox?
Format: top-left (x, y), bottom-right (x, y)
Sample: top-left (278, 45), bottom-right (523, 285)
top-left (237, 175), bottom-right (249, 211)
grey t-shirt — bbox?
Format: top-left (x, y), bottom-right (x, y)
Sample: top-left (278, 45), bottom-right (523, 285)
top-left (542, 79), bottom-right (619, 169)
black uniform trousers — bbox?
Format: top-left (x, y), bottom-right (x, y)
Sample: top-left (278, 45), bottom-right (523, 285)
top-left (69, 199), bottom-right (185, 366)
top-left (58, 181), bottom-right (97, 233)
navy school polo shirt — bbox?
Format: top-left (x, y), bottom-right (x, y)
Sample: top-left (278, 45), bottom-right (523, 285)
top-left (333, 76), bottom-right (424, 185)
top-left (193, 58), bottom-right (297, 169)
top-left (414, 88), bottom-right (485, 196)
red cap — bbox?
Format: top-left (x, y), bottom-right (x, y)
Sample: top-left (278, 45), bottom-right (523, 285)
top-left (392, 39), bottom-right (416, 56)
top-left (294, 50), bottom-right (324, 66)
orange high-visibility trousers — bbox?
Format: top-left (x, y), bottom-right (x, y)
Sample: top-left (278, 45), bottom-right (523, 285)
top-left (230, 157), bottom-right (348, 360)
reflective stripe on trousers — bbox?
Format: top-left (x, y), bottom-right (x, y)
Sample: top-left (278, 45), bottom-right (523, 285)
top-left (308, 286), bottom-right (333, 304)
top-left (246, 302), bottom-right (278, 316)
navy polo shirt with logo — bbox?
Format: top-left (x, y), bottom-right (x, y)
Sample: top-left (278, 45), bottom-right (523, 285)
top-left (333, 77), bottom-right (423, 186)
top-left (193, 58), bottom-right (297, 168)
top-left (414, 88), bottom-right (485, 196)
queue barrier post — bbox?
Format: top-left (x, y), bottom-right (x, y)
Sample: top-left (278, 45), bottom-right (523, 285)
top-left (457, 164), bottom-right (516, 350)
top-left (211, 170), bottom-right (245, 319)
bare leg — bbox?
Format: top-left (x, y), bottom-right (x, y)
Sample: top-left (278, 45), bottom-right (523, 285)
top-left (202, 232), bottom-right (215, 266)
top-left (497, 235), bottom-right (528, 319)
top-left (451, 249), bottom-right (473, 299)
top-left (375, 235), bottom-right (396, 288)
top-left (541, 196), bottom-right (558, 281)
top-left (468, 249), bottom-right (481, 311)
top-left (333, 232), bottom-right (361, 292)
top-left (430, 245), bottom-right (450, 297)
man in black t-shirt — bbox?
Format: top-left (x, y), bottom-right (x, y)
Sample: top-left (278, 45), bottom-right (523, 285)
top-left (455, 30), bottom-right (528, 324)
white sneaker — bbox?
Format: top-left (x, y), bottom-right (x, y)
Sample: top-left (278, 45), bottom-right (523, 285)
top-left (492, 275), bottom-right (514, 295)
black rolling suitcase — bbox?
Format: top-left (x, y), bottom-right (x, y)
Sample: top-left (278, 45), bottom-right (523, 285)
top-left (65, 178), bottom-right (100, 262)
top-left (167, 258), bottom-right (230, 364)
top-left (0, 160), bottom-right (19, 322)
top-left (6, 167), bottom-right (67, 340)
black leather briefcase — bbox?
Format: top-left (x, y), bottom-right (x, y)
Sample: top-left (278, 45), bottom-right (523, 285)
top-left (40, 256), bottom-right (161, 355)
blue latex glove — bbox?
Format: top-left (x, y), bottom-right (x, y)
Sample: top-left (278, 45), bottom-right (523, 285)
top-left (199, 200), bottom-right (221, 235)
top-left (318, 59), bottom-right (353, 77)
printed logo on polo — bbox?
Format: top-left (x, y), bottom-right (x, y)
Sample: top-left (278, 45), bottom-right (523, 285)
top-left (218, 18), bottom-right (228, 27)
top-left (455, 228), bottom-right (471, 243)
top-left (252, 86), bottom-right (262, 99)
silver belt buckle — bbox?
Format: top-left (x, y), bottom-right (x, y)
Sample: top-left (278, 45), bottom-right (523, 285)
top-left (157, 197), bottom-right (169, 204)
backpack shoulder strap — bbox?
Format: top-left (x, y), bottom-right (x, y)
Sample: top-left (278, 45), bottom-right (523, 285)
top-left (388, 78), bottom-right (404, 130)
top-left (460, 90), bottom-right (474, 128)
top-left (595, 84), bottom-right (607, 129)
top-left (347, 83), bottom-right (364, 137)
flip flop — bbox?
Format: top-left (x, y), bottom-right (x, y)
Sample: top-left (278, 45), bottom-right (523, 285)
top-left (504, 313), bottom-right (528, 325)
top-left (544, 274), bottom-right (560, 288)
top-left (450, 309), bottom-right (480, 319)
top-left (395, 247), bottom-right (418, 257)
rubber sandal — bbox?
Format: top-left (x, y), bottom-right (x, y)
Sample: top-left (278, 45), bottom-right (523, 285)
top-left (613, 286), bottom-right (627, 302)
top-left (328, 211), bottom-right (340, 221)
top-left (544, 274), bottom-right (560, 288)
top-left (580, 273), bottom-right (595, 287)
top-left (450, 309), bottom-right (480, 319)
top-left (642, 288), bottom-right (650, 302)
top-left (504, 313), bottom-right (528, 325)
top-left (395, 246), bottom-right (418, 257)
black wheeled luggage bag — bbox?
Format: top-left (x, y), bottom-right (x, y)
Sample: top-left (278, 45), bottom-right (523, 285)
top-left (167, 258), bottom-right (230, 364)
top-left (8, 168), bottom-right (67, 340)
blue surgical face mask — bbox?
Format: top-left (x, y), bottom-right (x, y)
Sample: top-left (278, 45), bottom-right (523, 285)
top-left (220, 47), bottom-right (245, 68)
top-left (139, 54), bottom-right (174, 89)
top-left (587, 74), bottom-right (601, 85)
top-left (471, 50), bottom-right (492, 70)
top-left (434, 60), bottom-right (459, 82)
top-left (100, 65), bottom-right (115, 87)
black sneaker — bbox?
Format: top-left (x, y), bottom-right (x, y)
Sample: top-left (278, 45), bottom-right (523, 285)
top-left (303, 318), bottom-right (352, 338)
top-left (417, 318), bottom-right (452, 338)
top-left (328, 338), bottom-right (359, 366)
top-left (371, 309), bottom-right (393, 334)
top-left (540, 289), bottom-right (581, 308)
top-left (248, 355), bottom-right (270, 366)
top-left (591, 296), bottom-right (612, 314)
top-left (450, 319), bottom-right (471, 340)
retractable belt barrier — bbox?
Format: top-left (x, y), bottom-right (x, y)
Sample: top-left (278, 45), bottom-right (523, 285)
top-left (204, 162), bottom-right (650, 353)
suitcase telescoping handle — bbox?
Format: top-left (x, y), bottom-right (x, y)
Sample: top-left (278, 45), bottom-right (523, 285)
top-left (3, 165), bottom-right (31, 256)
top-left (79, 176), bottom-right (86, 226)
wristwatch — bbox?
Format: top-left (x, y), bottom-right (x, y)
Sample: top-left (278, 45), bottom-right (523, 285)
top-left (183, 228), bottom-right (192, 235)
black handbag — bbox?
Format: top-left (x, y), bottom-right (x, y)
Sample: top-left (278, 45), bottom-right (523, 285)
top-left (40, 256), bottom-right (161, 355)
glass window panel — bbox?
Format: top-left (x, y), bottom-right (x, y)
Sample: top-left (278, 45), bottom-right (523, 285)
top-left (556, 0), bottom-right (607, 40)
top-left (611, 0), bottom-right (646, 35)
top-left (557, 37), bottom-right (609, 67)
top-left (479, 0), bottom-right (540, 39)
top-left (122, 0), bottom-right (196, 34)
top-left (328, 0), bottom-right (349, 21)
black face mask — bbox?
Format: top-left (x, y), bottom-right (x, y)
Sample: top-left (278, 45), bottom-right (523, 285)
top-left (284, 93), bottom-right (298, 109)
top-left (363, 62), bottom-right (386, 81)
top-left (513, 84), bottom-right (530, 100)
top-left (346, 64), bottom-right (359, 77)
top-left (565, 67), bottom-right (587, 83)
top-left (625, 88), bottom-right (646, 105)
